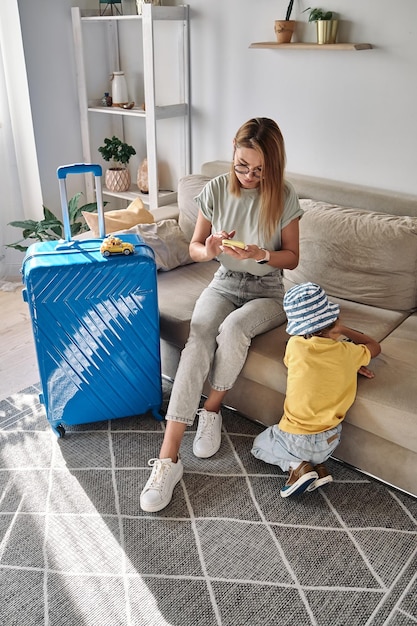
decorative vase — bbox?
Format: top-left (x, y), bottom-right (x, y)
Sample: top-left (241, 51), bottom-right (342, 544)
top-left (137, 158), bottom-right (149, 194)
top-left (274, 20), bottom-right (296, 44)
top-left (101, 92), bottom-right (112, 107)
top-left (105, 168), bottom-right (131, 192)
top-left (316, 20), bottom-right (339, 44)
top-left (110, 71), bottom-right (128, 106)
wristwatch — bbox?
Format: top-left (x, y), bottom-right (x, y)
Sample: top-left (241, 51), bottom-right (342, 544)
top-left (256, 248), bottom-right (270, 264)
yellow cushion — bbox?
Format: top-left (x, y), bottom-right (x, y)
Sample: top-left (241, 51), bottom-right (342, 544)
top-left (82, 197), bottom-right (154, 237)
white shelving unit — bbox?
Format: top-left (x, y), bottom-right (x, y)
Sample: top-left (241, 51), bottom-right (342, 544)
top-left (71, 5), bottom-right (190, 211)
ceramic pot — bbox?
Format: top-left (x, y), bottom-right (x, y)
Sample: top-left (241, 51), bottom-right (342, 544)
top-left (316, 20), bottom-right (339, 44)
top-left (274, 20), bottom-right (296, 44)
top-left (105, 168), bottom-right (131, 192)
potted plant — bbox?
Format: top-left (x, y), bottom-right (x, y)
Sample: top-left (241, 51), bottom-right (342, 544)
top-left (305, 7), bottom-right (338, 44)
top-left (275, 1), bottom-right (296, 44)
top-left (306, 7), bottom-right (333, 21)
top-left (7, 193), bottom-right (103, 252)
top-left (98, 135), bottom-right (136, 192)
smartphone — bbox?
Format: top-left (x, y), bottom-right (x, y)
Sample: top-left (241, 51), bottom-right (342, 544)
top-left (222, 239), bottom-right (246, 249)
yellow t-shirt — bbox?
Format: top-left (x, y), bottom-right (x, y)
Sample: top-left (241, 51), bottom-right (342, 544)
top-left (279, 335), bottom-right (371, 435)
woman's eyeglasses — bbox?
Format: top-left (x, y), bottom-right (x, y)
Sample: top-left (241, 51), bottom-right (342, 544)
top-left (234, 164), bottom-right (263, 179)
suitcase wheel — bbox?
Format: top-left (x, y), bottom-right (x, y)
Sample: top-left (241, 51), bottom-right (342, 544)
top-left (52, 424), bottom-right (66, 438)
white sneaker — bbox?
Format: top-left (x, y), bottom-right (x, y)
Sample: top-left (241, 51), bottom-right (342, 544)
top-left (192, 408), bottom-right (222, 458)
top-left (140, 456), bottom-right (183, 512)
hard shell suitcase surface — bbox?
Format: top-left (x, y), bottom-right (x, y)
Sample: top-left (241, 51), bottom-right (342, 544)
top-left (22, 163), bottom-right (162, 437)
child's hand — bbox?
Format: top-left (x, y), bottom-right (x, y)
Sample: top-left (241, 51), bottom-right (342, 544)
top-left (358, 365), bottom-right (375, 378)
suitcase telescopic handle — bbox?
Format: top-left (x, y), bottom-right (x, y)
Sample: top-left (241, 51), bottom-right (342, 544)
top-left (57, 163), bottom-right (105, 241)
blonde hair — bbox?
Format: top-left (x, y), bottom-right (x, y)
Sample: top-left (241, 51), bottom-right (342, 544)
top-left (229, 117), bottom-right (286, 240)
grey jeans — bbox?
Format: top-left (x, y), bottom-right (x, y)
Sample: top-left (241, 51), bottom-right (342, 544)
top-left (165, 265), bottom-right (286, 425)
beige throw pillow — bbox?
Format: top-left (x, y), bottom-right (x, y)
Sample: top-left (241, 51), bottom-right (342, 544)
top-left (177, 175), bottom-right (211, 241)
top-left (82, 197), bottom-right (154, 237)
top-left (284, 199), bottom-right (417, 312)
top-left (114, 219), bottom-right (193, 271)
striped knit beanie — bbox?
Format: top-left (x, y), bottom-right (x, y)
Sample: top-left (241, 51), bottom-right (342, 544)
top-left (283, 282), bottom-right (340, 336)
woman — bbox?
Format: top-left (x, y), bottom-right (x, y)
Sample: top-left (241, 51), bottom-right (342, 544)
top-left (140, 117), bottom-right (303, 512)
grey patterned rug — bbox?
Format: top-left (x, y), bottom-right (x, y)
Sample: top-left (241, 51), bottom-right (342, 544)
top-left (0, 380), bottom-right (416, 626)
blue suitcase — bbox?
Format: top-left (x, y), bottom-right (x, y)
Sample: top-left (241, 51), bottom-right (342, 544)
top-left (22, 163), bottom-right (162, 437)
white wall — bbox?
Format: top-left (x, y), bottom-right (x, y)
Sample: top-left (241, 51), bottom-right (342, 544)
top-left (186, 0), bottom-right (417, 194)
top-left (16, 0), bottom-right (417, 223)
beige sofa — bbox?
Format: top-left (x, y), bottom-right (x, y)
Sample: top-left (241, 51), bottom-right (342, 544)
top-left (155, 161), bottom-right (417, 498)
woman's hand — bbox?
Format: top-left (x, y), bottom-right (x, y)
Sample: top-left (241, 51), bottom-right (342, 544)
top-left (221, 243), bottom-right (266, 262)
top-left (220, 217), bottom-right (301, 268)
top-left (206, 230), bottom-right (236, 257)
top-left (190, 213), bottom-right (234, 262)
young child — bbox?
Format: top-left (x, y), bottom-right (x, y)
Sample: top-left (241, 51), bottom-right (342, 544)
top-left (251, 282), bottom-right (381, 497)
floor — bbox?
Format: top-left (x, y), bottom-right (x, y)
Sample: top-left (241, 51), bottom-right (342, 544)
top-left (0, 284), bottom-right (39, 400)
top-left (1, 282), bottom-right (417, 625)
top-left (2, 377), bottom-right (417, 626)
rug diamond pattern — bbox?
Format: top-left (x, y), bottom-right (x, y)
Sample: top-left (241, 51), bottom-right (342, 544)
top-left (0, 382), bottom-right (416, 626)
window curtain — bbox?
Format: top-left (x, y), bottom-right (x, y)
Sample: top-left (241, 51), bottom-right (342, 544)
top-left (0, 1), bottom-right (42, 279)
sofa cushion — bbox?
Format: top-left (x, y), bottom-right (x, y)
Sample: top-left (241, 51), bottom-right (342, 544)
top-left (114, 219), bottom-right (193, 271)
top-left (284, 200), bottom-right (417, 312)
top-left (177, 175), bottom-right (211, 241)
top-left (82, 197), bottom-right (154, 236)
top-left (201, 161), bottom-right (230, 178)
top-left (158, 260), bottom-right (218, 346)
top-left (343, 312), bottom-right (417, 455)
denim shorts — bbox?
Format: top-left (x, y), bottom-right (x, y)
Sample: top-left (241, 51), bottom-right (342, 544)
top-left (251, 423), bottom-right (343, 472)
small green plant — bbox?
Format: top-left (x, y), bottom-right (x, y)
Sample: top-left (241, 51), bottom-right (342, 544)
top-left (98, 135), bottom-right (136, 169)
top-left (304, 7), bottom-right (333, 21)
top-left (7, 193), bottom-right (104, 252)
top-left (285, 0), bottom-right (294, 20)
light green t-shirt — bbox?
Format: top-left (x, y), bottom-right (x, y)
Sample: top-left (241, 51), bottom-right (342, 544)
top-left (194, 173), bottom-right (303, 276)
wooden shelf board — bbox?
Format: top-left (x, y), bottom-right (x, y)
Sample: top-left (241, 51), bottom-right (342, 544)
top-left (80, 6), bottom-right (187, 21)
top-left (87, 103), bottom-right (187, 119)
top-left (88, 106), bottom-right (146, 117)
top-left (249, 42), bottom-right (373, 50)
top-left (102, 186), bottom-right (177, 206)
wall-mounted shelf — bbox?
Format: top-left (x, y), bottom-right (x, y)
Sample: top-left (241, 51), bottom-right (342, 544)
top-left (249, 42), bottom-right (372, 50)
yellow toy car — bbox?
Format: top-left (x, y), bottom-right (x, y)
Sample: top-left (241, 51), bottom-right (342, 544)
top-left (100, 236), bottom-right (134, 257)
